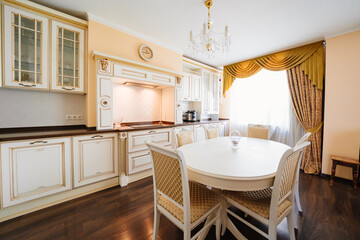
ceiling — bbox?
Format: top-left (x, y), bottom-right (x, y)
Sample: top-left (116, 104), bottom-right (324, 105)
top-left (30, 0), bottom-right (360, 68)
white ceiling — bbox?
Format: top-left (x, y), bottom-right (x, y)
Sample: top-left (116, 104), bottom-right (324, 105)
top-left (30, 0), bottom-right (360, 68)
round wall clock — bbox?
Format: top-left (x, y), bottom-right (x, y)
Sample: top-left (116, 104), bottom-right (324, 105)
top-left (139, 44), bottom-right (154, 61)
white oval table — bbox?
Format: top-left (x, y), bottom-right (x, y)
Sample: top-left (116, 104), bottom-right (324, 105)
top-left (178, 136), bottom-right (291, 191)
top-left (178, 137), bottom-right (291, 240)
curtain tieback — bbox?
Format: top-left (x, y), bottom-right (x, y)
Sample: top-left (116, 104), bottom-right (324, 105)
top-left (305, 121), bottom-right (323, 134)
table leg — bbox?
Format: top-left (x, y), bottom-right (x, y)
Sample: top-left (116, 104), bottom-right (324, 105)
top-left (330, 161), bottom-right (337, 186)
top-left (352, 165), bottom-right (359, 192)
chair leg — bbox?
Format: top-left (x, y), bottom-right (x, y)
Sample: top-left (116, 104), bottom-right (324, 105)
top-left (153, 209), bottom-right (160, 240)
top-left (295, 182), bottom-right (303, 213)
top-left (216, 208), bottom-right (221, 240)
top-left (268, 222), bottom-right (277, 240)
top-left (287, 210), bottom-right (296, 240)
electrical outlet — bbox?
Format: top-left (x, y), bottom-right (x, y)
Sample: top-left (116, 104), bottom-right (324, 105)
top-left (76, 114), bottom-right (83, 120)
top-left (66, 115), bottom-right (72, 120)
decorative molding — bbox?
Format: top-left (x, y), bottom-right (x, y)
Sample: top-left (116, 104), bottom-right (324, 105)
top-left (183, 56), bottom-right (223, 74)
top-left (86, 12), bottom-right (183, 54)
top-left (92, 50), bottom-right (184, 78)
top-left (3, 0), bottom-right (88, 27)
top-left (324, 26), bottom-right (360, 40)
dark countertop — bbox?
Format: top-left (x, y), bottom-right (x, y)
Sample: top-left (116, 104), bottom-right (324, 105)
top-left (0, 119), bottom-right (229, 142)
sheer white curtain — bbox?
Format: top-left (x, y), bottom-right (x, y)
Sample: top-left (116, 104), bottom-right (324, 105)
top-left (230, 69), bottom-right (303, 146)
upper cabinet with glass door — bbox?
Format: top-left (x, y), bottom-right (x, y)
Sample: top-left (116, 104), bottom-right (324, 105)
top-left (51, 21), bottom-right (84, 93)
top-left (3, 6), bottom-right (48, 89)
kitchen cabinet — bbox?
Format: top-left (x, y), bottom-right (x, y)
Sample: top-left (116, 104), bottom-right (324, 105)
top-left (3, 5), bottom-right (49, 89)
top-left (218, 122), bottom-right (226, 137)
top-left (72, 133), bottom-right (118, 188)
top-left (182, 73), bottom-right (191, 100)
top-left (202, 70), bottom-right (221, 114)
top-left (194, 125), bottom-right (206, 142)
top-left (51, 21), bottom-right (85, 92)
top-left (182, 73), bottom-right (201, 101)
top-left (1, 137), bottom-right (71, 207)
top-left (127, 128), bottom-right (172, 174)
top-left (192, 75), bottom-right (201, 101)
top-left (96, 75), bottom-right (113, 130)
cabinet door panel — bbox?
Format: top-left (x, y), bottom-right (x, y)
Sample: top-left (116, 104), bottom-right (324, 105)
top-left (127, 150), bottom-right (152, 174)
top-left (191, 75), bottom-right (201, 101)
top-left (194, 125), bottom-right (206, 142)
top-left (128, 129), bottom-right (172, 153)
top-left (96, 75), bottom-right (113, 130)
top-left (212, 74), bottom-right (220, 113)
top-left (4, 6), bottom-right (48, 89)
top-left (73, 133), bottom-right (118, 188)
top-left (51, 21), bottom-right (84, 92)
top-left (182, 74), bottom-right (191, 100)
top-left (1, 138), bottom-right (71, 207)
top-left (202, 70), bottom-right (212, 113)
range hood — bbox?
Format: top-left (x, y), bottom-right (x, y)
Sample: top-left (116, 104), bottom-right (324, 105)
top-left (113, 77), bottom-right (167, 89)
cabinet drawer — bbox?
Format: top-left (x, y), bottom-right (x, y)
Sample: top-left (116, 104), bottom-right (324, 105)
top-left (127, 128), bottom-right (172, 153)
top-left (1, 138), bottom-right (71, 207)
top-left (127, 150), bottom-right (152, 174)
top-left (73, 133), bottom-right (118, 188)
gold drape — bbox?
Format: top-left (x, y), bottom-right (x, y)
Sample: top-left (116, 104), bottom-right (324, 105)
top-left (287, 66), bottom-right (323, 174)
top-left (223, 41), bottom-right (324, 96)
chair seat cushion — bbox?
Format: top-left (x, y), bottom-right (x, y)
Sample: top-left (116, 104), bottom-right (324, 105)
top-left (158, 181), bottom-right (221, 224)
top-left (219, 188), bottom-right (291, 219)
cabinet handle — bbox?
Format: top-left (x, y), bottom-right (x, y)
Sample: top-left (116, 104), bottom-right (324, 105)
top-left (37, 186), bottom-right (45, 189)
top-left (148, 131), bottom-right (156, 134)
top-left (91, 135), bottom-right (103, 138)
top-left (96, 172), bottom-right (102, 175)
top-left (30, 140), bottom-right (48, 145)
top-left (19, 82), bottom-right (36, 87)
top-left (62, 87), bottom-right (75, 90)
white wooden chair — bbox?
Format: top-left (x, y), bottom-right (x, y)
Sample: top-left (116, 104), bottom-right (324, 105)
top-left (294, 132), bottom-right (311, 213)
top-left (248, 124), bottom-right (271, 140)
top-left (202, 124), bottom-right (220, 140)
top-left (146, 141), bottom-right (222, 240)
top-left (173, 127), bottom-right (195, 148)
top-left (219, 141), bottom-right (310, 240)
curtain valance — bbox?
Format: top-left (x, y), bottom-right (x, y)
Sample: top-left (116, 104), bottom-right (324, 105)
top-left (223, 41), bottom-right (324, 95)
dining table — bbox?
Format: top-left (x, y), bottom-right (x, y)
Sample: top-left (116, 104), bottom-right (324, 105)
top-left (177, 136), bottom-right (291, 239)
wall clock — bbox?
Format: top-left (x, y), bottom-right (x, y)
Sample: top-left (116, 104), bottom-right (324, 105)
top-left (139, 44), bottom-right (154, 61)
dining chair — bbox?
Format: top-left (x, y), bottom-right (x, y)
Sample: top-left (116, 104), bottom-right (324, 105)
top-left (203, 124), bottom-right (220, 139)
top-left (248, 124), bottom-right (271, 140)
top-left (173, 127), bottom-right (195, 148)
top-left (146, 141), bottom-right (222, 240)
top-left (218, 141), bottom-right (310, 240)
top-left (294, 132), bottom-right (311, 213)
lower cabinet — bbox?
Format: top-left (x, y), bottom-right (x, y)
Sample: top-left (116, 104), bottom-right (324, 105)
top-left (194, 125), bottom-right (206, 142)
top-left (218, 122), bottom-right (226, 137)
top-left (73, 133), bottom-right (118, 188)
top-left (1, 138), bottom-right (71, 207)
top-left (127, 128), bottom-right (172, 174)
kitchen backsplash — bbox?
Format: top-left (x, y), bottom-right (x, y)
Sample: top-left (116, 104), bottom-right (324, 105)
top-left (0, 88), bottom-right (86, 128)
top-left (113, 84), bottom-right (162, 123)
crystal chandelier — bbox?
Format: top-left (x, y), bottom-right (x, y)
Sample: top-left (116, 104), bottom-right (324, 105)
top-left (188, 0), bottom-right (231, 58)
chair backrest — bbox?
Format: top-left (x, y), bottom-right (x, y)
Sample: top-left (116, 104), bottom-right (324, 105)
top-left (295, 132), bottom-right (311, 146)
top-left (248, 124), bottom-right (271, 140)
top-left (269, 141), bottom-right (310, 220)
top-left (203, 124), bottom-right (220, 139)
top-left (146, 141), bottom-right (191, 224)
top-left (173, 127), bottom-right (194, 148)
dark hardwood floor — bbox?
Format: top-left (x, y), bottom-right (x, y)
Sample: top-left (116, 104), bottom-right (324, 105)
top-left (1, 172), bottom-right (359, 240)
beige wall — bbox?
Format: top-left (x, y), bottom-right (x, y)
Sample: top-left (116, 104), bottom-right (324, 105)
top-left (322, 30), bottom-right (360, 179)
top-left (86, 20), bottom-right (183, 127)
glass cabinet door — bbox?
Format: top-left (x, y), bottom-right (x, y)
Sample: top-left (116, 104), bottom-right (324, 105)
top-left (4, 6), bottom-right (48, 89)
top-left (52, 21), bottom-right (84, 92)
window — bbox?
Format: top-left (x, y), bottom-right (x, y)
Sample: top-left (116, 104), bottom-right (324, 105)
top-left (230, 69), bottom-right (301, 145)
